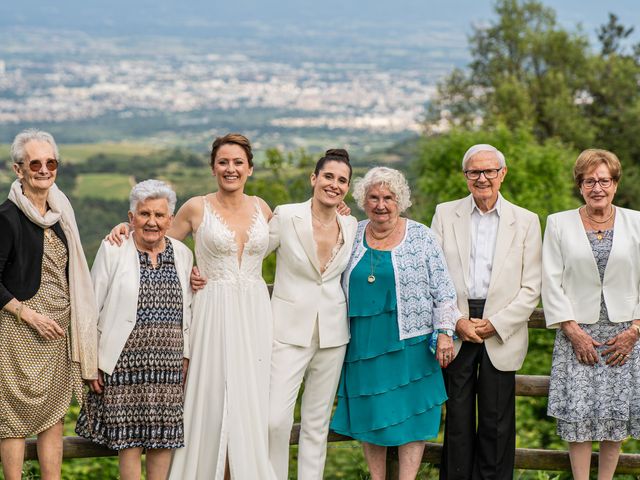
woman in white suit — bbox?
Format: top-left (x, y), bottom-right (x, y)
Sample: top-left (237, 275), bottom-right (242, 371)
top-left (190, 148), bottom-right (357, 479)
top-left (543, 149), bottom-right (640, 480)
top-left (266, 149), bottom-right (357, 480)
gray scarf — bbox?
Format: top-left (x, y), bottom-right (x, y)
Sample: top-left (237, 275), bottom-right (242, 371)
top-left (9, 180), bottom-right (98, 379)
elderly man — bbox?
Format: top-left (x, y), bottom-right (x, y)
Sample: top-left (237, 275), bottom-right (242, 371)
top-left (431, 144), bottom-right (542, 479)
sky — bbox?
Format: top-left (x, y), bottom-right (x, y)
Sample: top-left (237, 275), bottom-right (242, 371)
top-left (1, 0), bottom-right (638, 37)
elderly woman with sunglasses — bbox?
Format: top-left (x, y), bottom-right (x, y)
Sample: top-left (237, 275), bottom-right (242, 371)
top-left (543, 149), bottom-right (640, 480)
top-left (0, 129), bottom-right (98, 479)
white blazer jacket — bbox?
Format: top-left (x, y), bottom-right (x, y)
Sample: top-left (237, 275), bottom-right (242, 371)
top-left (542, 207), bottom-right (640, 328)
top-left (267, 199), bottom-right (358, 348)
top-left (432, 194), bottom-right (542, 371)
top-left (91, 235), bottom-right (193, 375)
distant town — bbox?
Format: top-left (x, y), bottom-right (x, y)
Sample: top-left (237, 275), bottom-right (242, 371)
top-left (0, 25), bottom-right (468, 151)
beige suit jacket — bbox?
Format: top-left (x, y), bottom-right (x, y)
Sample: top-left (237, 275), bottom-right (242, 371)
top-left (431, 194), bottom-right (542, 371)
top-left (268, 199), bottom-right (358, 348)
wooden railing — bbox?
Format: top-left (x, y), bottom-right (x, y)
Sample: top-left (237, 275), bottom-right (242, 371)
top-left (11, 308), bottom-right (640, 475)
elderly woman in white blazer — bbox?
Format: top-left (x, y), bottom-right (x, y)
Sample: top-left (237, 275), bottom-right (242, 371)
top-left (76, 180), bottom-right (193, 480)
top-left (543, 149), bottom-right (640, 480)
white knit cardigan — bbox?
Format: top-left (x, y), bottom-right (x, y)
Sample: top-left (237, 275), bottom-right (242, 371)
top-left (342, 219), bottom-right (461, 340)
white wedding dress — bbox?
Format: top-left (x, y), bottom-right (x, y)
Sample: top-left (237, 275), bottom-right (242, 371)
top-left (169, 198), bottom-right (275, 479)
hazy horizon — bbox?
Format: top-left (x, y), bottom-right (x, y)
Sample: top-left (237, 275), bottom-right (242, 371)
top-left (2, 1), bottom-right (638, 36)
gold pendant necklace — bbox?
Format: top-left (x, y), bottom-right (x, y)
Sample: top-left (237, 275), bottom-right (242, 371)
top-left (368, 248), bottom-right (381, 283)
top-left (581, 206), bottom-right (614, 241)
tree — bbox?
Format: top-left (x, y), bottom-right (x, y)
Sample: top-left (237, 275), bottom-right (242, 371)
top-left (425, 0), bottom-right (640, 208)
top-left (427, 0), bottom-right (594, 147)
top-left (597, 13), bottom-right (635, 57)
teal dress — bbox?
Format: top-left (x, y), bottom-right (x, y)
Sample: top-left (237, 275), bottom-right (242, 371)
top-left (331, 239), bottom-right (448, 446)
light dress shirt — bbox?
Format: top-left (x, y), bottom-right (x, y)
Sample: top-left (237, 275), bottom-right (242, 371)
top-left (469, 194), bottom-right (502, 299)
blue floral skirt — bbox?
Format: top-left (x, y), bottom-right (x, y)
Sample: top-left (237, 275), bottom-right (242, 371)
top-left (547, 320), bottom-right (640, 442)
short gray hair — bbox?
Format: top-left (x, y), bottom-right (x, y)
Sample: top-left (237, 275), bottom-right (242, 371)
top-left (129, 179), bottom-right (177, 215)
top-left (352, 167), bottom-right (412, 213)
top-left (11, 129), bottom-right (60, 164)
top-left (461, 144), bottom-right (506, 170)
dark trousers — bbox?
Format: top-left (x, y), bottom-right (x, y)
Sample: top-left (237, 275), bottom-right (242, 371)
top-left (439, 299), bottom-right (516, 480)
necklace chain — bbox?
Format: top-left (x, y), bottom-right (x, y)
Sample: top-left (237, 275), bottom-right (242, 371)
top-left (583, 205), bottom-right (615, 224)
top-left (311, 201), bottom-right (337, 228)
top-left (312, 212), bottom-right (336, 228)
top-left (582, 206), bottom-right (615, 241)
top-left (368, 221), bottom-right (398, 240)
top-left (368, 248), bottom-right (381, 283)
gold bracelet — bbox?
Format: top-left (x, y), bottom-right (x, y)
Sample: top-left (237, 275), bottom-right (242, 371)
top-left (15, 303), bottom-right (24, 323)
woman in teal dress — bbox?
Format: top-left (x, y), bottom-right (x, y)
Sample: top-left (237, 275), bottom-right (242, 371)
top-left (331, 167), bottom-right (462, 480)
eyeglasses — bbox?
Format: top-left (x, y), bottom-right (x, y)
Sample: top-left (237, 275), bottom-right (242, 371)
top-left (17, 159), bottom-right (59, 172)
top-left (464, 168), bottom-right (502, 180)
top-left (582, 177), bottom-right (613, 189)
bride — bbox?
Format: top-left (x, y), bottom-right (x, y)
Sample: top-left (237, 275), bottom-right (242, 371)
top-left (108, 133), bottom-right (275, 479)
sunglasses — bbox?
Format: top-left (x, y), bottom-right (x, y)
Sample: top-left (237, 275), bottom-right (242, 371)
top-left (18, 159), bottom-right (59, 172)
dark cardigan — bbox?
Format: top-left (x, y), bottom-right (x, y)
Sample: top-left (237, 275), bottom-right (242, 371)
top-left (0, 199), bottom-right (68, 309)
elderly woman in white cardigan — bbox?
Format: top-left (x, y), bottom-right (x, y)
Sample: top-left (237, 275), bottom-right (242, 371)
top-left (330, 167), bottom-right (461, 480)
top-left (543, 149), bottom-right (640, 480)
top-left (76, 179), bottom-right (193, 480)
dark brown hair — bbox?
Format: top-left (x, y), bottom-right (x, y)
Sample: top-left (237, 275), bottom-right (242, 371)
top-left (210, 133), bottom-right (253, 168)
top-left (314, 148), bottom-right (352, 181)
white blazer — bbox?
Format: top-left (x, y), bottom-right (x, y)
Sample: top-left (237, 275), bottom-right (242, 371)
top-left (542, 207), bottom-right (640, 328)
top-left (267, 199), bottom-right (358, 348)
top-left (91, 236), bottom-right (193, 375)
top-left (432, 194), bottom-right (542, 371)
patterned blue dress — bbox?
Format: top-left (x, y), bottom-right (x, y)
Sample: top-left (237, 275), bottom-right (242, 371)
top-left (547, 229), bottom-right (640, 441)
top-left (331, 238), bottom-right (448, 446)
top-left (76, 239), bottom-right (185, 450)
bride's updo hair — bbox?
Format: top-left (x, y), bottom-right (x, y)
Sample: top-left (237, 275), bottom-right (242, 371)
top-left (210, 133), bottom-right (254, 168)
top-left (314, 148), bottom-right (352, 182)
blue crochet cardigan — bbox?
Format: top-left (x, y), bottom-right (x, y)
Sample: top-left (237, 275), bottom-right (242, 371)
top-left (342, 219), bottom-right (461, 340)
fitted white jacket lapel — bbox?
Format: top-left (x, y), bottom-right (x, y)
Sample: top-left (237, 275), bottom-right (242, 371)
top-left (292, 203), bottom-right (322, 276)
top-left (321, 213), bottom-right (350, 279)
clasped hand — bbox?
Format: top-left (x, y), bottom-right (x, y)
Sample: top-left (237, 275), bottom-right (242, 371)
top-left (564, 322), bottom-right (637, 366)
top-left (455, 317), bottom-right (496, 343)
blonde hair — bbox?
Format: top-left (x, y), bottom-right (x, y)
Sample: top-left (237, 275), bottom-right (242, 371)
top-left (573, 149), bottom-right (621, 187)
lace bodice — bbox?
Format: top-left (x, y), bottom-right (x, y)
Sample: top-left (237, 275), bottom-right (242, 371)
top-left (194, 197), bottom-right (269, 284)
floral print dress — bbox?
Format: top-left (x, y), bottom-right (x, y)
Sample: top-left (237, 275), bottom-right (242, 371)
top-left (547, 229), bottom-right (640, 441)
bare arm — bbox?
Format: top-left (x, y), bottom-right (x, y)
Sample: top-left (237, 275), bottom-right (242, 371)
top-left (167, 196), bottom-right (203, 240)
top-left (256, 196), bottom-right (273, 222)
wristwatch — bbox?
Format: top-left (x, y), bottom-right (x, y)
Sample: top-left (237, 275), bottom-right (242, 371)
top-left (438, 329), bottom-right (455, 337)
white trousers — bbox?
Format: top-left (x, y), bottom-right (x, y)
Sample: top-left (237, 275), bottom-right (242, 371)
top-left (268, 325), bottom-right (347, 480)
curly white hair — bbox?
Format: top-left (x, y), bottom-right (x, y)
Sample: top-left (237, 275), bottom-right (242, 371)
top-left (352, 167), bottom-right (412, 213)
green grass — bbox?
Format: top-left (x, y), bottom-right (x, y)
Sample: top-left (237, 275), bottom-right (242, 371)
top-left (74, 173), bottom-right (133, 200)
top-left (59, 143), bottom-right (159, 164)
top-left (157, 170), bottom-right (217, 200)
